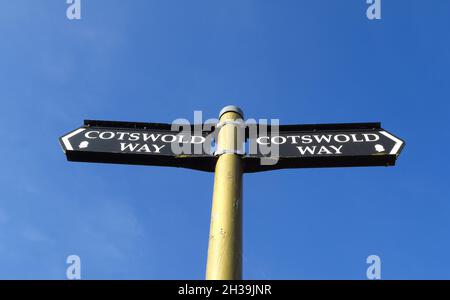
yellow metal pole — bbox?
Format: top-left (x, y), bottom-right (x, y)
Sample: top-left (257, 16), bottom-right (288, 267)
top-left (206, 106), bottom-right (244, 280)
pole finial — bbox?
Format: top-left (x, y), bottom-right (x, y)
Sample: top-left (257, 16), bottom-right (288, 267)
top-left (219, 105), bottom-right (244, 119)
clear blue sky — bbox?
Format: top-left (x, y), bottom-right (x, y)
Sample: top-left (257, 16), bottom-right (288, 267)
top-left (0, 0), bottom-right (449, 279)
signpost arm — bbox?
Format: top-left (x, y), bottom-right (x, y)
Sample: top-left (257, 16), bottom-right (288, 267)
top-left (205, 106), bottom-right (244, 280)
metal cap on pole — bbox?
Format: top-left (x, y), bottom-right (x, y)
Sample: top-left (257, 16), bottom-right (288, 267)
top-left (219, 105), bottom-right (244, 119)
top-left (206, 106), bottom-right (244, 280)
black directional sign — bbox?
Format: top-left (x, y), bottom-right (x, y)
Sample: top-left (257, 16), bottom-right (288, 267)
top-left (244, 123), bottom-right (405, 172)
top-left (59, 120), bottom-right (217, 172)
top-left (60, 121), bottom-right (404, 172)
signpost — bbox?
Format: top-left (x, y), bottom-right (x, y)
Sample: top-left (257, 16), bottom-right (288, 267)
top-left (59, 106), bottom-right (405, 280)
